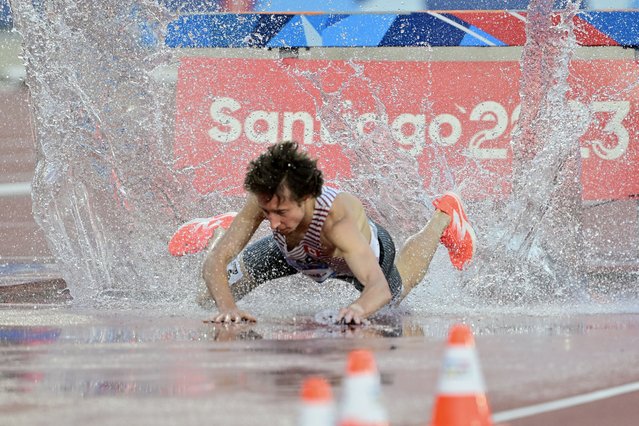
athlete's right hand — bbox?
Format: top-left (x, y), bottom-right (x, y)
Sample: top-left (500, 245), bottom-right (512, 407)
top-left (206, 308), bottom-right (257, 323)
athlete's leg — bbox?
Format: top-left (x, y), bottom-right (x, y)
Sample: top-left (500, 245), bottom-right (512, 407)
top-left (227, 235), bottom-right (297, 300)
top-left (396, 192), bottom-right (477, 300)
top-left (396, 210), bottom-right (450, 300)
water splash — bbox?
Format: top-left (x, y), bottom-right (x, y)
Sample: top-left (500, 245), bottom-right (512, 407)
top-left (10, 0), bottom-right (627, 311)
top-left (9, 0), bottom-right (202, 305)
top-left (463, 0), bottom-right (588, 304)
top-left (287, 58), bottom-right (433, 243)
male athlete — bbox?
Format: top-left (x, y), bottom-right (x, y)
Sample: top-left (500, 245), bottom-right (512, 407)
top-left (198, 142), bottom-right (476, 324)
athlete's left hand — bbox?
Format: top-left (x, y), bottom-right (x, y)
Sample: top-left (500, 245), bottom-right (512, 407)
top-left (336, 303), bottom-right (369, 325)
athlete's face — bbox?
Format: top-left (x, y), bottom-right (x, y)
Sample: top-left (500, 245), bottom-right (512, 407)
top-left (256, 188), bottom-right (309, 235)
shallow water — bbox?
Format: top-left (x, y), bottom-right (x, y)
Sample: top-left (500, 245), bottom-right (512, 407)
top-left (1, 302), bottom-right (639, 426)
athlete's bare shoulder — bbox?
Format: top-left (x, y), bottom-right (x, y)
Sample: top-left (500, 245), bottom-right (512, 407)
top-left (337, 191), bottom-right (364, 209)
top-left (325, 191), bottom-right (368, 230)
top-left (321, 191), bottom-right (371, 253)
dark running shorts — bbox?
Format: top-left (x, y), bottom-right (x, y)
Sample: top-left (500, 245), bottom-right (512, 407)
top-left (226, 222), bottom-right (403, 303)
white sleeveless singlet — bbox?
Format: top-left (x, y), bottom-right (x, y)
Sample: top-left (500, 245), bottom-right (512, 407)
top-left (272, 186), bottom-right (380, 283)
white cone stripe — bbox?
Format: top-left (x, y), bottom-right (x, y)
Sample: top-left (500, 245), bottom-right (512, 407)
top-left (343, 373), bottom-right (379, 391)
top-left (300, 403), bottom-right (335, 426)
top-left (437, 347), bottom-right (486, 395)
top-left (340, 374), bottom-right (389, 424)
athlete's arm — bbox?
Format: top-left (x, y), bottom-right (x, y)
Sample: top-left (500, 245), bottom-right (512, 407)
top-left (325, 197), bottom-right (392, 324)
top-left (202, 195), bottom-right (263, 323)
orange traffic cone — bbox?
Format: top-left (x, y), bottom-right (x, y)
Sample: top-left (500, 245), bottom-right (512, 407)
top-left (430, 324), bottom-right (492, 426)
top-left (298, 376), bottom-right (335, 426)
top-left (339, 350), bottom-right (389, 426)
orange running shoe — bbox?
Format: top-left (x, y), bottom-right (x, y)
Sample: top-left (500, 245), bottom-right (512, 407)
top-left (168, 212), bottom-right (236, 257)
top-left (432, 192), bottom-right (476, 270)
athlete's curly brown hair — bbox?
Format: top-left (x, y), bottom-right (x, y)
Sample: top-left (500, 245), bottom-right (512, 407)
top-left (244, 141), bottom-right (323, 202)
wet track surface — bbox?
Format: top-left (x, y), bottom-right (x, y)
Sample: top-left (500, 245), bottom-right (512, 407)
top-left (0, 305), bottom-right (638, 425)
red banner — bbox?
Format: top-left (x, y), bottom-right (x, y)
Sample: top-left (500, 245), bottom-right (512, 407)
top-left (174, 57), bottom-right (639, 201)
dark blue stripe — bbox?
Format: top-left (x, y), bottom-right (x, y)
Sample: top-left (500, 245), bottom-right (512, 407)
top-left (245, 14), bottom-right (294, 47)
top-left (159, 0), bottom-right (222, 14)
top-left (579, 11), bottom-right (639, 47)
top-left (0, 328), bottom-right (61, 344)
top-left (165, 14), bottom-right (261, 48)
top-left (265, 15), bottom-right (306, 47)
top-left (0, 0), bottom-right (12, 30)
top-left (380, 13), bottom-right (466, 47)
